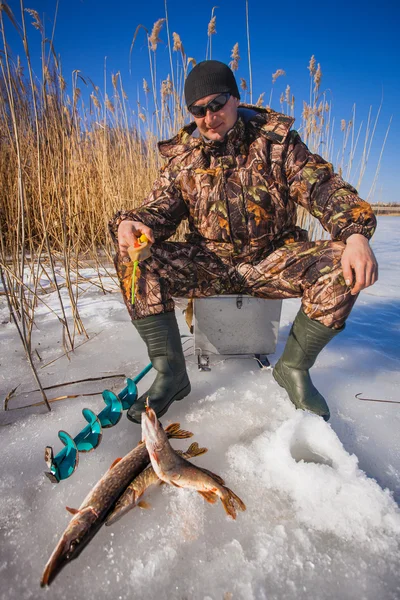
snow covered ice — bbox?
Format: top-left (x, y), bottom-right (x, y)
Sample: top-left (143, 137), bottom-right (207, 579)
top-left (0, 217), bottom-right (399, 600)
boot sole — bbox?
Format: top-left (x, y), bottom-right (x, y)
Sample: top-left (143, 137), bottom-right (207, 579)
top-left (128, 383), bottom-right (191, 424)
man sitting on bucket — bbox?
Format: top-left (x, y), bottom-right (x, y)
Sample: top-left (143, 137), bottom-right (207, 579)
top-left (109, 60), bottom-right (378, 424)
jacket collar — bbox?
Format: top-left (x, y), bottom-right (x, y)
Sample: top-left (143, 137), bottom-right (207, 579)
top-left (240, 104), bottom-right (295, 143)
top-left (158, 104), bottom-right (294, 159)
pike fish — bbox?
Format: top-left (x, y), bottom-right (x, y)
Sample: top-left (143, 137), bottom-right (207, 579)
top-left (105, 442), bottom-right (208, 526)
top-left (41, 422), bottom-right (192, 587)
top-left (142, 408), bottom-right (246, 519)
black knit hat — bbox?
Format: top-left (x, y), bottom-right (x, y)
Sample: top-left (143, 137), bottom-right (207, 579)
top-left (184, 60), bottom-right (240, 108)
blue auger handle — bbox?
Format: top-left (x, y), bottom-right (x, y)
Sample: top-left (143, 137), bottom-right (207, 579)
top-left (118, 362), bottom-right (153, 410)
top-left (44, 362), bottom-right (153, 483)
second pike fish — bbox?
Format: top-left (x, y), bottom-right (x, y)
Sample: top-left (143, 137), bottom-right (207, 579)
top-left (105, 442), bottom-right (208, 526)
top-left (41, 422), bottom-right (192, 587)
top-left (142, 407), bottom-right (246, 519)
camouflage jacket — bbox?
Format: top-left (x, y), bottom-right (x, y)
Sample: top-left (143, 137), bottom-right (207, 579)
top-left (109, 105), bottom-right (376, 261)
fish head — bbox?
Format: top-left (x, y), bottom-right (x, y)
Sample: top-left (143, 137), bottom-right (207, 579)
top-left (141, 407), bottom-right (168, 455)
top-left (41, 506), bottom-right (98, 587)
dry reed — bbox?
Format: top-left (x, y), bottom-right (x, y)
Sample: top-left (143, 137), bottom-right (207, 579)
top-left (206, 7), bottom-right (217, 60)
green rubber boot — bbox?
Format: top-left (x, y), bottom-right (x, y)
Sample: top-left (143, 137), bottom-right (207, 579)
top-left (273, 310), bottom-right (343, 421)
top-left (127, 312), bottom-right (191, 423)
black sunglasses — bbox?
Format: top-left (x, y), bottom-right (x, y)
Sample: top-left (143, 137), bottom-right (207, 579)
top-left (188, 93), bottom-right (231, 118)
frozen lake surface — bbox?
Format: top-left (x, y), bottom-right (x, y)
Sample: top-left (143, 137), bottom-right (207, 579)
top-left (0, 217), bottom-right (399, 600)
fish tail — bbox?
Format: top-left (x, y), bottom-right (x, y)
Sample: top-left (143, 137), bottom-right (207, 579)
top-left (221, 487), bottom-right (246, 520)
top-left (183, 442), bottom-right (208, 459)
top-left (165, 422), bottom-right (193, 439)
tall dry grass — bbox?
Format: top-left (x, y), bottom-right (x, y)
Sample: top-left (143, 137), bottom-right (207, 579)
top-left (0, 1), bottom-right (390, 406)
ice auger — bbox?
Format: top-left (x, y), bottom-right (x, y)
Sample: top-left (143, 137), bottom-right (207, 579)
top-left (44, 363), bottom-right (153, 483)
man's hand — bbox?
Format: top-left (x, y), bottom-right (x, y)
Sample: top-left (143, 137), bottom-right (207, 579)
top-left (117, 220), bottom-right (155, 261)
top-left (341, 233), bottom-right (378, 295)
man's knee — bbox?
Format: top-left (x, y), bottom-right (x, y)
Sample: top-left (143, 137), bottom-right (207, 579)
top-left (319, 240), bottom-right (346, 270)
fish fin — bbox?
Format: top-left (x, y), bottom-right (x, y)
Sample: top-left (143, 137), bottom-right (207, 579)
top-left (109, 457), bottom-right (122, 470)
top-left (137, 500), bottom-right (151, 509)
top-left (221, 487), bottom-right (246, 520)
top-left (170, 481), bottom-right (182, 488)
top-left (165, 422), bottom-right (193, 440)
top-left (66, 506), bottom-right (79, 515)
top-left (183, 442), bottom-right (208, 459)
top-left (164, 422), bottom-right (180, 434)
top-left (198, 467), bottom-right (225, 486)
top-left (198, 490), bottom-right (218, 504)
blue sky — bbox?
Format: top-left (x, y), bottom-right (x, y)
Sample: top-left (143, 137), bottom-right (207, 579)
top-left (4, 0), bottom-right (400, 202)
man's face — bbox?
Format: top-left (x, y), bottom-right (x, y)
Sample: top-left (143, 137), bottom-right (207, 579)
top-left (192, 93), bottom-right (240, 141)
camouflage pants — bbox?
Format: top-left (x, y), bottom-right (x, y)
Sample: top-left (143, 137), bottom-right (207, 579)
top-left (115, 240), bottom-right (357, 329)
